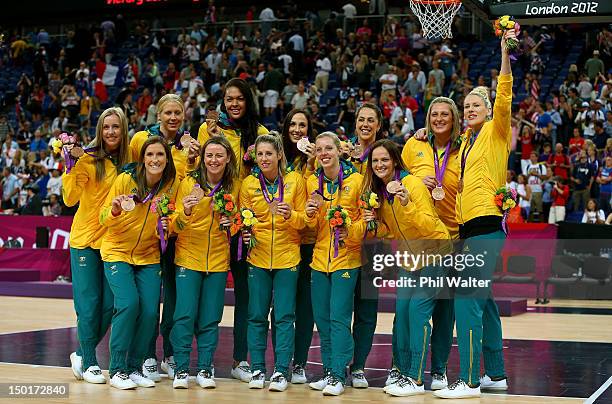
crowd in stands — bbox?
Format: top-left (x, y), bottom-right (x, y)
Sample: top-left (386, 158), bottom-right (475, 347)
top-left (0, 5), bottom-right (611, 225)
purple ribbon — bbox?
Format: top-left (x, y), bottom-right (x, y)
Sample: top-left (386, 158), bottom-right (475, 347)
top-left (501, 211), bottom-right (509, 235)
top-left (158, 218), bottom-right (167, 253)
top-left (258, 171), bottom-right (284, 206)
top-left (357, 144), bottom-right (373, 163)
top-left (333, 227), bottom-right (340, 258)
top-left (62, 146), bottom-right (98, 174)
top-left (237, 234), bottom-right (244, 260)
top-left (433, 140), bottom-right (451, 189)
top-left (318, 166), bottom-right (343, 199)
top-left (173, 130), bottom-right (189, 150)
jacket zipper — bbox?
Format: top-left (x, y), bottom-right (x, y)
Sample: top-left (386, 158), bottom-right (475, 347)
top-left (130, 203), bottom-right (151, 262)
top-left (326, 187), bottom-right (335, 273)
top-left (270, 209), bottom-right (275, 270)
top-left (391, 204), bottom-right (408, 241)
top-left (206, 212), bottom-right (213, 273)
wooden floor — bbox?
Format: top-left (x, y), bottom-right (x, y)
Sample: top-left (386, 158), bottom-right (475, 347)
top-left (1, 296), bottom-right (609, 402)
top-left (2, 296), bottom-right (611, 343)
top-left (0, 363), bottom-right (584, 403)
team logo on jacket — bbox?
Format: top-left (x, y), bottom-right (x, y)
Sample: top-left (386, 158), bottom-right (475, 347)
top-left (341, 271), bottom-right (351, 279)
top-left (417, 151), bottom-right (424, 158)
top-left (255, 188), bottom-right (262, 194)
top-left (343, 186), bottom-right (350, 193)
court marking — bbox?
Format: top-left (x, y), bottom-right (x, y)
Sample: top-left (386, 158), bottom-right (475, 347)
top-left (584, 376), bottom-right (612, 404)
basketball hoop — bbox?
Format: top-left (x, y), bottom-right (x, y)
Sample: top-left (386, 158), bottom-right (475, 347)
top-left (410, 0), bottom-right (462, 40)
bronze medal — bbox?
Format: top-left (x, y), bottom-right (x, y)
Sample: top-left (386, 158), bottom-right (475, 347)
top-left (311, 193), bottom-right (324, 208)
top-left (120, 197), bottom-right (135, 212)
top-left (70, 146), bottom-right (84, 158)
top-left (351, 143), bottom-right (363, 159)
top-left (458, 178), bottom-right (464, 193)
top-left (191, 184), bottom-right (205, 201)
top-left (269, 200), bottom-right (279, 215)
top-left (432, 186), bottom-right (445, 201)
top-left (297, 137), bottom-right (311, 153)
top-left (206, 110), bottom-right (219, 122)
top-left (386, 180), bottom-right (402, 194)
top-left (180, 133), bottom-right (193, 149)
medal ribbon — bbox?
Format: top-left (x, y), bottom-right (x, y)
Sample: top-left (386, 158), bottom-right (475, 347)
top-left (459, 128), bottom-right (481, 191)
top-left (433, 140), bottom-right (451, 189)
top-left (258, 171), bottom-right (284, 205)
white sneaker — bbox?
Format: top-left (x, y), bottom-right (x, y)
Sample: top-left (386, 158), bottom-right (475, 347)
top-left (129, 370), bottom-right (155, 388)
top-left (386, 376), bottom-right (425, 397)
top-left (269, 371), bottom-right (288, 392)
top-left (173, 371), bottom-right (189, 389)
top-left (249, 370), bottom-right (266, 389)
top-left (431, 372), bottom-right (448, 390)
top-left (231, 361), bottom-right (252, 382)
top-left (110, 372), bottom-right (137, 390)
top-left (161, 356), bottom-right (176, 379)
top-left (385, 367), bottom-right (401, 386)
top-left (69, 352), bottom-right (83, 380)
top-left (351, 370), bottom-right (368, 388)
top-left (142, 358), bottom-right (161, 382)
top-left (83, 366), bottom-right (106, 384)
top-left (480, 374), bottom-right (508, 391)
top-left (433, 379), bottom-right (481, 399)
top-left (309, 374), bottom-right (331, 391)
top-left (196, 369), bottom-right (216, 389)
top-left (322, 377), bottom-right (344, 396)
top-left (291, 364), bottom-right (307, 384)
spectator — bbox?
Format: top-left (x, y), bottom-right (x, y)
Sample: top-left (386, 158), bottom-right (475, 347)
top-left (577, 74), bottom-right (593, 100)
top-left (14, 183), bottom-right (43, 215)
top-left (549, 176), bottom-right (570, 224)
top-left (596, 155), bottom-right (612, 215)
top-left (547, 143), bottom-right (571, 179)
top-left (581, 198), bottom-right (606, 224)
top-left (571, 150), bottom-right (594, 211)
top-left (593, 121), bottom-right (609, 150)
top-left (29, 129), bottom-right (48, 155)
top-left (46, 163), bottom-right (63, 197)
top-left (569, 127), bottom-right (586, 156)
top-left (262, 62), bottom-right (284, 116)
top-left (520, 126), bottom-right (536, 175)
top-left (539, 143), bottom-right (552, 163)
top-left (379, 65), bottom-right (398, 101)
top-left (517, 173), bottom-right (532, 220)
top-left (291, 81), bottom-right (309, 110)
top-left (1, 167), bottom-right (20, 209)
top-left (585, 50), bottom-right (605, 81)
top-left (43, 193), bottom-right (62, 217)
top-left (314, 52), bottom-right (332, 93)
top-left (525, 151), bottom-right (549, 221)
top-left (575, 101), bottom-right (595, 139)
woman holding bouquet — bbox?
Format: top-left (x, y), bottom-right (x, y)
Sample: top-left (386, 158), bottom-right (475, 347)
top-left (100, 136), bottom-right (178, 390)
top-left (434, 27), bottom-right (515, 399)
top-left (304, 132), bottom-right (366, 396)
top-left (198, 78), bottom-right (269, 381)
top-left (132, 94), bottom-right (199, 382)
top-left (362, 139), bottom-right (451, 397)
top-left (238, 133), bottom-right (307, 392)
top-left (64, 107), bottom-right (130, 384)
top-left (168, 136), bottom-right (240, 389)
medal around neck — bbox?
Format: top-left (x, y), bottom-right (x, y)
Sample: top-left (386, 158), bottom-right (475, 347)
top-left (351, 143), bottom-right (363, 159)
top-left (269, 200), bottom-right (279, 215)
top-left (432, 185), bottom-right (445, 201)
top-left (386, 180), bottom-right (402, 194)
top-left (311, 192), bottom-right (324, 207)
top-left (120, 197), bottom-right (136, 212)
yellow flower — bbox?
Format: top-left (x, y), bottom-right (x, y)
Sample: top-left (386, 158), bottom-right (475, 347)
top-left (242, 209), bottom-right (253, 219)
top-left (251, 217), bottom-right (259, 225)
top-left (502, 199), bottom-right (516, 210)
top-left (506, 20), bottom-right (515, 29)
top-left (345, 217), bottom-right (352, 226)
top-left (499, 15), bottom-right (510, 28)
top-left (369, 194), bottom-right (379, 208)
top-left (243, 218), bottom-right (253, 227)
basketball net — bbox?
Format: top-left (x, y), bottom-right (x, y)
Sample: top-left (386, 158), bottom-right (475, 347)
top-left (410, 0), bottom-right (462, 39)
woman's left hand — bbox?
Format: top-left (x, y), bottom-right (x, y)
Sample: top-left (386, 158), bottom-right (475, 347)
top-left (396, 184), bottom-right (410, 206)
top-left (337, 226), bottom-right (348, 241)
top-left (277, 202), bottom-right (292, 220)
top-left (187, 139), bottom-right (201, 162)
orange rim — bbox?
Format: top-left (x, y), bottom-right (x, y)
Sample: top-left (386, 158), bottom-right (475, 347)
top-left (410, 0), bottom-right (461, 4)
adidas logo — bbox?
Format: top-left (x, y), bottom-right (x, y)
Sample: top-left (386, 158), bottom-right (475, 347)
top-left (417, 151), bottom-right (424, 157)
top-left (178, 267), bottom-right (187, 278)
top-left (79, 256), bottom-right (86, 263)
top-left (341, 271), bottom-right (350, 279)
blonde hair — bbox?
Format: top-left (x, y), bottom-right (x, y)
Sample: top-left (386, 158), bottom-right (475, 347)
top-left (255, 131), bottom-right (287, 175)
top-left (425, 97), bottom-right (461, 150)
top-left (156, 93), bottom-right (184, 117)
top-left (467, 86), bottom-right (492, 113)
top-left (315, 131), bottom-right (342, 151)
top-left (90, 107), bottom-right (130, 182)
